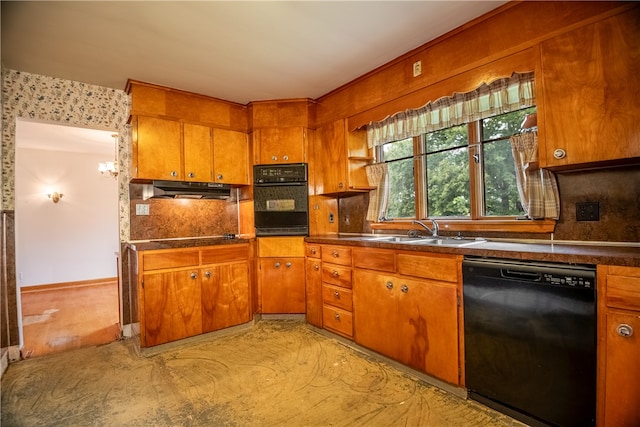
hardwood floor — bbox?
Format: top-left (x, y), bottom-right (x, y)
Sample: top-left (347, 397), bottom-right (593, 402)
top-left (20, 279), bottom-right (120, 358)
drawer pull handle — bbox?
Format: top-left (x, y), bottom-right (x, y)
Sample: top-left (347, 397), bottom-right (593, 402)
top-left (217, 174), bottom-right (223, 180)
top-left (274, 262), bottom-right (281, 268)
top-left (313, 264), bottom-right (319, 271)
top-left (190, 272), bottom-right (197, 280)
top-left (310, 248), bottom-right (316, 255)
top-left (334, 312), bottom-right (340, 320)
top-left (286, 262), bottom-right (292, 268)
top-left (283, 155), bottom-right (289, 161)
top-left (401, 284), bottom-right (409, 293)
top-left (617, 324), bottom-right (634, 338)
top-left (333, 291), bottom-right (340, 299)
top-left (386, 281), bottom-right (393, 290)
top-left (272, 155), bottom-right (278, 161)
top-left (332, 250), bottom-right (339, 258)
top-left (188, 172), bottom-right (195, 178)
top-left (170, 170), bottom-right (178, 177)
top-left (205, 271), bottom-right (211, 279)
top-left (332, 270), bottom-right (339, 277)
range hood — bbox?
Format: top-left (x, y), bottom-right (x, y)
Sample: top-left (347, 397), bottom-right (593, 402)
top-left (143, 180), bottom-right (231, 200)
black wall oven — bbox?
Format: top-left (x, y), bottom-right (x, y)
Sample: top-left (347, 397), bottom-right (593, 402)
top-left (254, 163), bottom-right (309, 236)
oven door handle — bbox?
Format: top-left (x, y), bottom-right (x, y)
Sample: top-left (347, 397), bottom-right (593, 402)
top-left (254, 181), bottom-right (307, 186)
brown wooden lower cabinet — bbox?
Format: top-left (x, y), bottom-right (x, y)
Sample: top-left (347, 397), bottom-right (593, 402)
top-left (597, 265), bottom-right (640, 426)
top-left (305, 254), bottom-right (323, 327)
top-left (353, 269), bottom-right (459, 384)
top-left (201, 262), bottom-right (250, 333)
top-left (138, 244), bottom-right (251, 348)
top-left (143, 269), bottom-right (202, 347)
top-left (259, 258), bottom-right (306, 313)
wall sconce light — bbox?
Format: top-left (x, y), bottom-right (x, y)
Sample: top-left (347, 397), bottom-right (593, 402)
top-left (98, 133), bottom-right (119, 179)
top-left (48, 192), bottom-right (63, 203)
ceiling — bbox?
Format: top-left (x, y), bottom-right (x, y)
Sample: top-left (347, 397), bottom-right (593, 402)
top-left (2, 1), bottom-right (507, 106)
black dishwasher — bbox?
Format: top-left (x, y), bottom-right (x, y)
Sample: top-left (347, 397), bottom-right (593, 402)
top-left (463, 257), bottom-right (596, 427)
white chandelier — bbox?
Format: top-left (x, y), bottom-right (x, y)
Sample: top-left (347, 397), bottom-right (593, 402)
top-left (98, 133), bottom-right (119, 179)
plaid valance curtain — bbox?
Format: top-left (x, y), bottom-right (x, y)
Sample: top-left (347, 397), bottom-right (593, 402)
top-left (366, 72), bottom-right (535, 148)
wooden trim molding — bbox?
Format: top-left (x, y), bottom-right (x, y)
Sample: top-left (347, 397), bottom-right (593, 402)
top-left (21, 277), bottom-right (118, 294)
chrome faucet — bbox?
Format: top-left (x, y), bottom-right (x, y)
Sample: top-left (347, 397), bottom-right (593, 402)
top-left (412, 219), bottom-right (439, 237)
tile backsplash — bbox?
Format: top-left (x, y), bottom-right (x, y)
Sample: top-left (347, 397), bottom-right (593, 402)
top-left (129, 183), bottom-right (239, 241)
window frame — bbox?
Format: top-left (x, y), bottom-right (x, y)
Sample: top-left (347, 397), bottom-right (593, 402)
top-left (372, 112), bottom-right (556, 234)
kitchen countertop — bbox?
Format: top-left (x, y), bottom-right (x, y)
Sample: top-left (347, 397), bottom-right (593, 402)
top-left (305, 235), bottom-right (640, 267)
top-left (126, 237), bottom-right (252, 252)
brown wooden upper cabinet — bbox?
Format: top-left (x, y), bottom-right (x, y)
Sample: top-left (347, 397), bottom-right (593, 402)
top-left (316, 118), bottom-right (373, 196)
top-left (538, 9), bottom-right (640, 170)
top-left (132, 115), bottom-right (249, 185)
top-left (253, 127), bottom-right (306, 164)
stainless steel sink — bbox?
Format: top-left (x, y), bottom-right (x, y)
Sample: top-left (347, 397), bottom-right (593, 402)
top-left (414, 237), bottom-right (486, 247)
top-left (343, 235), bottom-right (486, 247)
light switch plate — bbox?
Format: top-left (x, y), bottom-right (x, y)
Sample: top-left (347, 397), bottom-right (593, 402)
top-left (136, 204), bottom-right (150, 216)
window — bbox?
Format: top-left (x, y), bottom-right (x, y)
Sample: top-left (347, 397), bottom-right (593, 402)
top-left (377, 106), bottom-right (535, 220)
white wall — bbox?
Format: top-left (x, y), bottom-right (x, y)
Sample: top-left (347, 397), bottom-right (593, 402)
top-left (16, 146), bottom-right (118, 287)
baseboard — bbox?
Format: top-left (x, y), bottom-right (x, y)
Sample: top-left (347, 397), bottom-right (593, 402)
top-left (1, 345), bottom-right (20, 379)
top-left (21, 277), bottom-right (118, 294)
top-left (1, 348), bottom-right (7, 378)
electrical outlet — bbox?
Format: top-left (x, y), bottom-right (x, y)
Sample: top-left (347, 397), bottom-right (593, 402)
top-left (136, 204), bottom-right (150, 216)
top-left (576, 201), bottom-right (599, 221)
top-left (328, 212), bottom-right (334, 224)
top-left (413, 60), bottom-right (422, 77)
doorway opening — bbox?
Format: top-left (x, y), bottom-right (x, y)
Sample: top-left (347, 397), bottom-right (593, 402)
top-left (15, 119), bottom-right (121, 357)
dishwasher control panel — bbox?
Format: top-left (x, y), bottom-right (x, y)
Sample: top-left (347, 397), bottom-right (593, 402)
top-left (542, 273), bottom-right (593, 289)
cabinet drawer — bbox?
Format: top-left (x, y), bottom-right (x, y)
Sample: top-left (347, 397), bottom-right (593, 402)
top-left (322, 284), bottom-right (353, 312)
top-left (306, 244), bottom-right (321, 259)
top-left (321, 245), bottom-right (351, 266)
top-left (322, 264), bottom-right (352, 288)
top-left (258, 236), bottom-right (305, 257)
top-left (607, 274), bottom-right (640, 311)
top-left (201, 244), bottom-right (249, 264)
top-left (396, 252), bottom-right (460, 283)
top-left (353, 248), bottom-right (395, 272)
top-left (323, 305), bottom-right (353, 338)
top-left (142, 250), bottom-right (199, 271)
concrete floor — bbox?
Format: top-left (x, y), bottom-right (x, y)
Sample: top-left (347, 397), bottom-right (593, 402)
top-left (1, 320), bottom-right (525, 426)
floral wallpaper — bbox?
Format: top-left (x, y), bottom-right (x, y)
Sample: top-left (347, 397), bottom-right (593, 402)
top-left (1, 67), bottom-right (132, 240)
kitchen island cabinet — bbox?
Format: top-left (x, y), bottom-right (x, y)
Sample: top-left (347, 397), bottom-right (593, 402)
top-left (597, 265), bottom-right (640, 427)
top-left (136, 243), bottom-right (251, 348)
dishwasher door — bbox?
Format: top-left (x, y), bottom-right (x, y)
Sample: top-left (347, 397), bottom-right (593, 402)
top-left (463, 257), bottom-right (596, 427)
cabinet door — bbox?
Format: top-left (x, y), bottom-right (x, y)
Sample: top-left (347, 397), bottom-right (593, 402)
top-left (539, 11), bottom-right (640, 168)
top-left (183, 123), bottom-right (213, 182)
top-left (260, 258), bottom-right (306, 313)
top-left (136, 116), bottom-right (183, 180)
top-left (201, 262), bottom-right (250, 333)
top-left (353, 270), bottom-right (400, 360)
top-left (317, 119), bottom-right (348, 194)
top-left (602, 310), bottom-right (640, 426)
top-left (305, 257), bottom-right (323, 327)
top-left (257, 127), bottom-right (306, 164)
top-left (397, 277), bottom-right (459, 384)
top-left (213, 129), bottom-right (249, 185)
top-left (143, 270), bottom-right (202, 347)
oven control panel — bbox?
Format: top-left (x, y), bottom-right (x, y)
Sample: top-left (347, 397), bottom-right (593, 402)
top-left (254, 163), bottom-right (308, 184)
